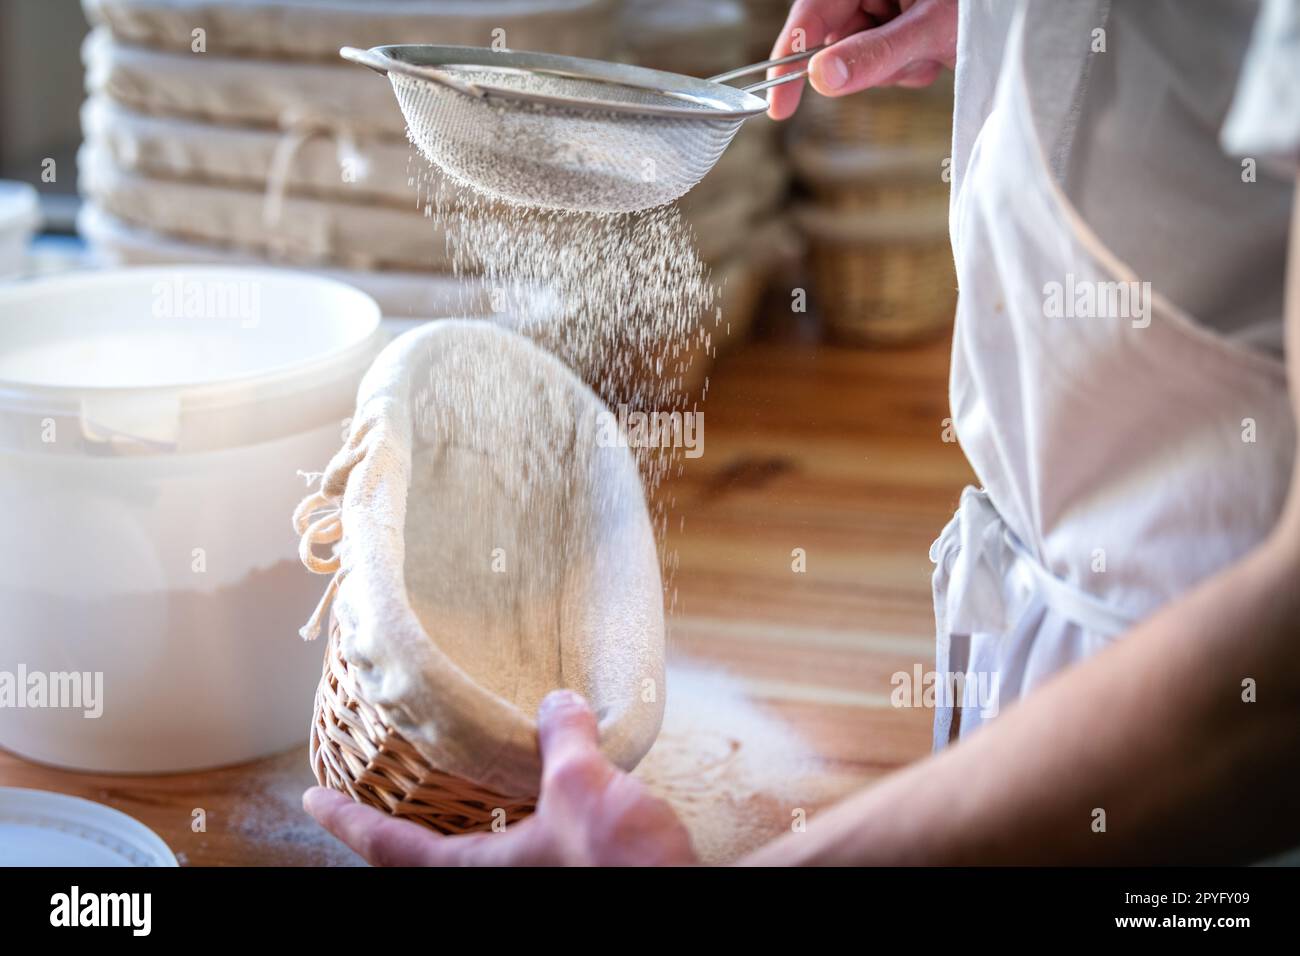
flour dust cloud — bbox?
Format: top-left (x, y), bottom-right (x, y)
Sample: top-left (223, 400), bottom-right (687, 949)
top-left (410, 155), bottom-right (720, 617)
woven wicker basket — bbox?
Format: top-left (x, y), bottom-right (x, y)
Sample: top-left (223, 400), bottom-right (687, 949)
top-left (790, 140), bottom-right (951, 213)
top-left (310, 619), bottom-right (535, 834)
top-left (296, 321), bottom-right (666, 836)
top-left (85, 0), bottom-right (620, 62)
top-left (793, 75), bottom-right (954, 149)
top-left (786, 71), bottom-right (955, 347)
top-left (795, 203), bottom-right (955, 346)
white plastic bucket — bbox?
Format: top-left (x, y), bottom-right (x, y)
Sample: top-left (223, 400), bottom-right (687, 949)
top-left (0, 267), bottom-right (382, 772)
top-left (0, 181), bottom-right (41, 280)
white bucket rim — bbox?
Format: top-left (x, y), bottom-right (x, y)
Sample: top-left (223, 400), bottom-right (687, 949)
top-left (0, 266), bottom-right (382, 411)
top-left (0, 180), bottom-right (40, 235)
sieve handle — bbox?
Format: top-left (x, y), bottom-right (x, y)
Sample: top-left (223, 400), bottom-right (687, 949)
top-left (707, 44), bottom-right (829, 93)
top-left (340, 46), bottom-right (486, 99)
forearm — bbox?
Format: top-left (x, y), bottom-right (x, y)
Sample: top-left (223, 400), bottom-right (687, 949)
top-left (744, 534), bottom-right (1300, 865)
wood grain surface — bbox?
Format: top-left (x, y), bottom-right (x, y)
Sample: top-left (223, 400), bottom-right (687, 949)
top-left (0, 328), bottom-right (974, 866)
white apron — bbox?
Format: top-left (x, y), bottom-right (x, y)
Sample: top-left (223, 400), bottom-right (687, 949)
top-left (932, 1), bottom-right (1295, 748)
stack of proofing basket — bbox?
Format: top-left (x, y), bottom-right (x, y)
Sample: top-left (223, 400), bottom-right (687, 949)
top-left (740, 0), bottom-right (797, 61)
top-left (790, 73), bottom-right (956, 345)
top-left (77, 0), bottom-right (618, 320)
top-left (620, 0), bottom-right (799, 391)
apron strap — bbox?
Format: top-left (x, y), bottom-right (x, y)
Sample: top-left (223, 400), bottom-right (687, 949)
top-left (930, 486), bottom-right (1138, 749)
top-left (1002, 528), bottom-right (1135, 640)
top-left (932, 486), bottom-right (1136, 645)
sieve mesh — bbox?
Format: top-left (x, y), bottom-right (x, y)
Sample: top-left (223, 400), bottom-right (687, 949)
top-left (389, 69), bottom-right (744, 214)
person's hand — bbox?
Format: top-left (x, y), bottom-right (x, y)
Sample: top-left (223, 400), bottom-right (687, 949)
top-left (767, 0), bottom-right (958, 120)
top-left (303, 689), bottom-right (697, 866)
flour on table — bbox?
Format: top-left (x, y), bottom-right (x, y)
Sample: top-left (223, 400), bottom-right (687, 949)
top-left (230, 751), bottom-right (365, 867)
top-left (634, 660), bottom-right (827, 864)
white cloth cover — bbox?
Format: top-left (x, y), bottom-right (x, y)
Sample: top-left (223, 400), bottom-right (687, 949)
top-left (79, 144), bottom-right (451, 272)
top-left (77, 204), bottom-right (569, 328)
top-left (79, 203), bottom-right (565, 322)
top-left (79, 139), bottom-right (778, 285)
top-left (82, 96), bottom-right (434, 207)
top-left (294, 320), bottom-right (665, 797)
top-left (82, 0), bottom-right (618, 62)
top-left (82, 93), bottom-right (781, 231)
top-left (933, 0), bottom-right (1295, 746)
top-left (83, 28), bottom-right (409, 137)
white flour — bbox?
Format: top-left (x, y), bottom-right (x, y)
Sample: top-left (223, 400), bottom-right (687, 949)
top-left (232, 751), bottom-right (365, 867)
top-left (411, 158), bottom-right (720, 609)
top-left (635, 660), bottom-right (827, 864)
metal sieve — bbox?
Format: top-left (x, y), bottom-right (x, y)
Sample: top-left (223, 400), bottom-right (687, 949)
top-left (340, 44), bottom-right (822, 214)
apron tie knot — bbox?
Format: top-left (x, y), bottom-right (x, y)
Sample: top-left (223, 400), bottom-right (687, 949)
top-left (931, 486), bottom-right (1140, 644)
top-left (930, 486), bottom-right (1026, 640)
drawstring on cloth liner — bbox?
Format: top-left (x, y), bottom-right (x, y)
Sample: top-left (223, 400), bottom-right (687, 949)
top-left (293, 440), bottom-right (367, 641)
top-left (263, 112), bottom-right (364, 230)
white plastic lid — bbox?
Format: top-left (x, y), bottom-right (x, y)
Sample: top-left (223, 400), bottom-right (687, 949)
top-left (0, 180), bottom-right (40, 236)
top-left (0, 787), bottom-right (177, 866)
top-left (0, 267), bottom-right (382, 454)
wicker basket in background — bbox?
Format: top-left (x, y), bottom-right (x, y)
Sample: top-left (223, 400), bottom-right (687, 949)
top-left (310, 619), bottom-right (536, 835)
top-left (795, 202), bottom-right (955, 346)
top-left (790, 139), bottom-right (951, 213)
top-left (789, 72), bottom-right (955, 347)
top-left (741, 0), bottom-right (795, 61)
top-left (794, 74), bottom-right (954, 149)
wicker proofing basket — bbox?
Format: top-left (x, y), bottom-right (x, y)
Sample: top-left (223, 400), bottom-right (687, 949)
top-left (310, 618), bottom-right (535, 834)
top-left (795, 202), bottom-right (956, 346)
top-left (792, 73), bottom-right (954, 149)
top-left (296, 321), bottom-right (665, 836)
top-left (790, 139), bottom-right (951, 213)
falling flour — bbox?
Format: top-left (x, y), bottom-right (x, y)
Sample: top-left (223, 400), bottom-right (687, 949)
top-left (409, 152), bottom-right (720, 617)
top-left (392, 115), bottom-right (823, 862)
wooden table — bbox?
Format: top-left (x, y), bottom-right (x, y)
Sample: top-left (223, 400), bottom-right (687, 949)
top-left (0, 327), bottom-right (974, 865)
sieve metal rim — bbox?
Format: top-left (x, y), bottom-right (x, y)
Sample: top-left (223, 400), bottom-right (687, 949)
top-left (341, 44), bottom-right (770, 121)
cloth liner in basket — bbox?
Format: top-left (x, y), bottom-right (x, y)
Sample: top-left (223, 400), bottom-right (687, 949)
top-left (81, 28), bottom-right (406, 139)
top-left (81, 96), bottom-right (429, 209)
top-left (79, 144), bottom-right (454, 272)
top-left (83, 0), bottom-right (618, 63)
top-left (294, 320), bottom-right (666, 832)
